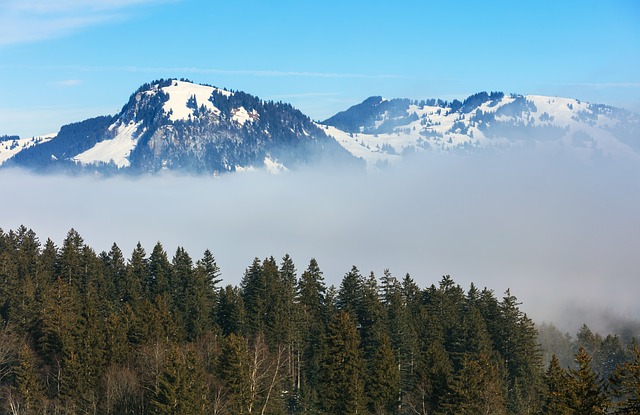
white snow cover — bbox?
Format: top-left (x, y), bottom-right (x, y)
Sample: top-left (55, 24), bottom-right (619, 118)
top-left (0, 134), bottom-right (55, 165)
top-left (234, 158), bottom-right (288, 174)
top-left (234, 165), bottom-right (256, 173)
top-left (324, 93), bottom-right (639, 167)
top-left (73, 121), bottom-right (142, 168)
top-left (161, 80), bottom-right (227, 122)
top-left (232, 107), bottom-right (258, 126)
top-left (319, 124), bottom-right (403, 169)
top-left (264, 157), bottom-right (288, 174)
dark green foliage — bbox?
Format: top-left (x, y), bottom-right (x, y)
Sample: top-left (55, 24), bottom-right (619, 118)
top-left (320, 311), bottom-right (365, 415)
top-left (610, 341), bottom-right (640, 414)
top-left (0, 225), bottom-right (635, 415)
top-left (542, 354), bottom-right (572, 415)
top-left (218, 333), bottom-right (251, 414)
top-left (567, 347), bottom-right (609, 414)
top-left (217, 285), bottom-right (245, 336)
top-left (11, 343), bottom-right (46, 414)
top-left (440, 353), bottom-right (507, 415)
top-left (150, 346), bottom-right (208, 415)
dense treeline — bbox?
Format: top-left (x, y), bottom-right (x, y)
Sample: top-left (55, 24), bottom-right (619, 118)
top-left (0, 226), bottom-right (638, 415)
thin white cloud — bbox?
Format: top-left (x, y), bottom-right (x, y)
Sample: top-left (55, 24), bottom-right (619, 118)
top-left (52, 79), bottom-right (83, 86)
top-left (267, 92), bottom-right (340, 99)
top-left (544, 82), bottom-right (640, 88)
top-left (0, 0), bottom-right (173, 46)
top-left (0, 63), bottom-right (403, 80)
top-left (77, 65), bottom-right (404, 79)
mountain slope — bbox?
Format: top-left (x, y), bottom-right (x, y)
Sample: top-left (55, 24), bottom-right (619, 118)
top-left (4, 79), bottom-right (360, 174)
top-left (322, 92), bottom-right (640, 168)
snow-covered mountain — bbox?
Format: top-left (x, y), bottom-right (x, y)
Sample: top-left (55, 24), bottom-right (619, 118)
top-left (2, 79), bottom-right (359, 174)
top-left (1, 82), bottom-right (638, 174)
top-left (0, 134), bottom-right (56, 165)
top-left (322, 92), bottom-right (640, 168)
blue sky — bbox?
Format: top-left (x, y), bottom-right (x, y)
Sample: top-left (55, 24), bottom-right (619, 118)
top-left (1, 0), bottom-right (639, 137)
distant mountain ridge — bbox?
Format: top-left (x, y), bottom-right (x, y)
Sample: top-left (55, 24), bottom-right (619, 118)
top-left (321, 91), bottom-right (640, 168)
top-left (1, 80), bottom-right (638, 174)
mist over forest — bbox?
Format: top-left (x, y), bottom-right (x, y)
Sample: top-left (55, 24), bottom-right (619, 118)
top-left (2, 149), bottom-right (638, 334)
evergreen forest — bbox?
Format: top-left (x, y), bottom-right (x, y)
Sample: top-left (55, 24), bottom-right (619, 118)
top-left (0, 226), bottom-right (638, 415)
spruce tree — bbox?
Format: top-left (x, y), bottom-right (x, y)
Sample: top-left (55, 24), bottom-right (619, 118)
top-left (440, 353), bottom-right (507, 415)
top-left (542, 354), bottom-right (572, 415)
top-left (196, 249), bottom-right (222, 328)
top-left (567, 347), bottom-right (609, 414)
top-left (240, 258), bottom-right (266, 337)
top-left (337, 265), bottom-right (364, 318)
top-left (321, 310), bottom-right (365, 415)
top-left (147, 242), bottom-right (172, 299)
top-left (295, 258), bottom-right (327, 409)
top-left (406, 338), bottom-right (452, 415)
top-left (12, 343), bottom-right (46, 415)
top-left (219, 333), bottom-right (252, 415)
top-left (367, 331), bottom-right (400, 414)
top-left (124, 242), bottom-right (146, 307)
top-left (216, 285), bottom-right (245, 336)
top-left (610, 341), bottom-right (640, 414)
top-left (105, 243), bottom-right (127, 305)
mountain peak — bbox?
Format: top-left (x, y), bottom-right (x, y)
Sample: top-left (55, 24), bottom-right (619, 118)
top-left (2, 79), bottom-right (359, 174)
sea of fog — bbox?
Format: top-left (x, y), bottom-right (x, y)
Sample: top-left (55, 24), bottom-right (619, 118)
top-left (1, 151), bottom-right (639, 335)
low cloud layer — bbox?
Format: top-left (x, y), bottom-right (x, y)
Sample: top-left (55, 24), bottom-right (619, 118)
top-left (1, 152), bottom-right (638, 334)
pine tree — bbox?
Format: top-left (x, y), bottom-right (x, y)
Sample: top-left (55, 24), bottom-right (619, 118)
top-left (610, 341), bottom-right (640, 414)
top-left (219, 333), bottom-right (252, 415)
top-left (567, 347), bottom-right (609, 414)
top-left (176, 247), bottom-right (214, 341)
top-left (105, 243), bottom-right (127, 304)
top-left (382, 269), bottom-right (417, 400)
top-left (150, 345), bottom-right (209, 415)
top-left (295, 258), bottom-right (327, 411)
top-left (7, 226), bottom-right (40, 334)
top-left (241, 258), bottom-right (266, 337)
top-left (57, 228), bottom-right (85, 288)
top-left (541, 354), bottom-right (572, 415)
top-left (124, 242), bottom-right (146, 307)
top-left (496, 289), bottom-right (544, 413)
top-left (405, 338), bottom-right (452, 415)
top-left (147, 242), bottom-right (172, 298)
top-left (36, 238), bottom-right (58, 291)
top-left (367, 331), bottom-right (400, 414)
top-left (217, 285), bottom-right (245, 336)
top-left (12, 343), bottom-right (46, 415)
top-left (440, 353), bottom-right (507, 415)
top-left (196, 249), bottom-right (222, 328)
top-left (337, 265), bottom-right (363, 318)
top-left (278, 254), bottom-right (298, 403)
top-left (321, 311), bottom-right (365, 415)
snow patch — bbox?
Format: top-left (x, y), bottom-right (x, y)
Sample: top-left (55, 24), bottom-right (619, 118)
top-left (161, 81), bottom-right (225, 122)
top-left (264, 157), bottom-right (288, 174)
top-left (0, 133), bottom-right (56, 165)
top-left (235, 165), bottom-right (256, 173)
top-left (73, 121), bottom-right (142, 168)
top-left (232, 107), bottom-right (258, 126)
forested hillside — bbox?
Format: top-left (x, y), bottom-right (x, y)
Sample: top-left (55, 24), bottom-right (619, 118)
top-left (0, 226), bottom-right (638, 414)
